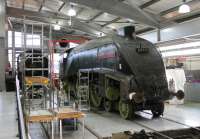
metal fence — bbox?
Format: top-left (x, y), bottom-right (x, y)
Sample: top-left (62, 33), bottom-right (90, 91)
top-left (16, 76), bottom-right (27, 139)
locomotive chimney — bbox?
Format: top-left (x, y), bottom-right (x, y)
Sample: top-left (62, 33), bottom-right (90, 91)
top-left (117, 26), bottom-right (136, 39)
top-left (124, 26), bottom-right (136, 39)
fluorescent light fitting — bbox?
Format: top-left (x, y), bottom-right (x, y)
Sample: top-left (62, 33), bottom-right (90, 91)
top-left (162, 48), bottom-right (200, 57)
top-left (54, 24), bottom-right (61, 30)
top-left (67, 5), bottom-right (76, 16)
top-left (179, 1), bottom-right (190, 14)
top-left (159, 41), bottom-right (200, 51)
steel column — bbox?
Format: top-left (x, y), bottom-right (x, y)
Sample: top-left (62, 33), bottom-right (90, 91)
top-left (12, 31), bottom-right (15, 76)
top-left (0, 0), bottom-right (6, 91)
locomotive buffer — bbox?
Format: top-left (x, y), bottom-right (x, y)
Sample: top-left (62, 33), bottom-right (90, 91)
top-left (77, 69), bottom-right (90, 111)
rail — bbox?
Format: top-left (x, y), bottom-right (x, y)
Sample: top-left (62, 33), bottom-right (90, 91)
top-left (16, 76), bottom-right (27, 139)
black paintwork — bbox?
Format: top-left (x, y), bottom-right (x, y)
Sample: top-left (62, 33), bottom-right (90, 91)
top-left (63, 35), bottom-right (170, 105)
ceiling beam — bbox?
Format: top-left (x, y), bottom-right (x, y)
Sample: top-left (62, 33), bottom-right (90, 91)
top-left (58, 2), bottom-right (65, 12)
top-left (22, 0), bottom-right (25, 9)
top-left (136, 27), bottom-right (154, 35)
top-left (7, 17), bottom-right (13, 30)
top-left (140, 0), bottom-right (160, 9)
top-left (126, 0), bottom-right (160, 26)
top-left (6, 7), bottom-right (114, 36)
top-left (76, 7), bottom-right (85, 17)
top-left (161, 8), bottom-right (200, 26)
top-left (38, 0), bottom-right (45, 12)
top-left (88, 12), bottom-right (104, 22)
top-left (69, 0), bottom-right (160, 28)
top-left (160, 0), bottom-right (199, 16)
top-left (33, 0), bottom-right (114, 34)
top-left (101, 17), bottom-right (121, 27)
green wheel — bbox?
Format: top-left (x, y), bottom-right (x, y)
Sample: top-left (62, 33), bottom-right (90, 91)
top-left (90, 86), bottom-right (103, 107)
top-left (104, 100), bottom-right (113, 112)
top-left (119, 100), bottom-right (133, 120)
top-left (105, 87), bottom-right (119, 101)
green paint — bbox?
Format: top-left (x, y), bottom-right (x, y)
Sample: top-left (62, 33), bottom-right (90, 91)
top-left (105, 87), bottom-right (119, 101)
top-left (90, 87), bottom-right (102, 107)
top-left (119, 100), bottom-right (133, 119)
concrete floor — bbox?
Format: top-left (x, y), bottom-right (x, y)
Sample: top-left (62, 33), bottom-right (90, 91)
top-left (1, 92), bottom-right (200, 139)
top-left (48, 102), bottom-right (200, 139)
top-left (0, 92), bottom-right (18, 139)
top-left (164, 102), bottom-right (200, 127)
top-left (72, 102), bottom-right (200, 138)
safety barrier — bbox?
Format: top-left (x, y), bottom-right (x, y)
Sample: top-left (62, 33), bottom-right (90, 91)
top-left (16, 76), bottom-right (27, 139)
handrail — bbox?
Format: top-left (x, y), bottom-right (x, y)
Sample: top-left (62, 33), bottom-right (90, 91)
top-left (16, 76), bottom-right (27, 139)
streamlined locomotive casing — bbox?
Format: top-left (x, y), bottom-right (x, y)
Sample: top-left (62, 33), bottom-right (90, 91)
top-left (63, 35), bottom-right (170, 119)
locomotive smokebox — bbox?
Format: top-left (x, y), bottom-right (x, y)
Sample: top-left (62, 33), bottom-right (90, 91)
top-left (117, 26), bottom-right (136, 39)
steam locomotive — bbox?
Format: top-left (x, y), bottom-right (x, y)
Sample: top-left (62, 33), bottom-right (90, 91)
top-left (62, 26), bottom-right (171, 119)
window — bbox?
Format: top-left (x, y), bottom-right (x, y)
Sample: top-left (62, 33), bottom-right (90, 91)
top-left (7, 31), bottom-right (41, 68)
top-left (26, 34), bottom-right (40, 48)
top-left (8, 31), bottom-right (12, 48)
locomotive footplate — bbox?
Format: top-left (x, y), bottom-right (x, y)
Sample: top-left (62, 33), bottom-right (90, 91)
top-left (105, 127), bottom-right (200, 139)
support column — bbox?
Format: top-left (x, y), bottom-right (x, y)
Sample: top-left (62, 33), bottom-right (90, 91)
top-left (157, 28), bottom-right (161, 42)
top-left (12, 31), bottom-right (15, 76)
top-left (0, 0), bottom-right (6, 91)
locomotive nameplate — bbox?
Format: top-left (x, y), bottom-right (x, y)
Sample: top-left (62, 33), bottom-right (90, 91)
top-left (136, 44), bottom-right (149, 54)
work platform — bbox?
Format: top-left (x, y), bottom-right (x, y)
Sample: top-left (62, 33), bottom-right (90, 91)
top-left (0, 92), bottom-right (18, 139)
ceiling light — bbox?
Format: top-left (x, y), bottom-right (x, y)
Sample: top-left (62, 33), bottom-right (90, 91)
top-left (162, 48), bottom-right (200, 57)
top-left (159, 41), bottom-right (200, 51)
top-left (178, 0), bottom-right (190, 13)
top-left (67, 5), bottom-right (76, 17)
top-left (54, 24), bottom-right (61, 30)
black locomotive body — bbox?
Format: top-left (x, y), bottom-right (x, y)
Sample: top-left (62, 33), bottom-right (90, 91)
top-left (63, 35), bottom-right (170, 119)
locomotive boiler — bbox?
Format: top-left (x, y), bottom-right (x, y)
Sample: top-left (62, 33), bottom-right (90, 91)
top-left (62, 27), bottom-right (170, 119)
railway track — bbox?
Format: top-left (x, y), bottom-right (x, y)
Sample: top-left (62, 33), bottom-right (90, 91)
top-left (131, 111), bottom-right (200, 139)
top-left (140, 111), bottom-right (200, 131)
top-left (90, 108), bottom-right (200, 139)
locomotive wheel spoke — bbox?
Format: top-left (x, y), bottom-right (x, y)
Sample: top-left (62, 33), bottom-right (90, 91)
top-left (104, 100), bottom-right (113, 112)
top-left (90, 87), bottom-right (102, 107)
top-left (119, 100), bottom-right (133, 120)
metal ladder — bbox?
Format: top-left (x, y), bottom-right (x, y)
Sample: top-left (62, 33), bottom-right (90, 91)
top-left (77, 70), bottom-right (90, 111)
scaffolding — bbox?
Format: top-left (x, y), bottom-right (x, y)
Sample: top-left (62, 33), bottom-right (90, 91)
top-left (18, 18), bottom-right (87, 139)
top-left (21, 19), bottom-right (55, 139)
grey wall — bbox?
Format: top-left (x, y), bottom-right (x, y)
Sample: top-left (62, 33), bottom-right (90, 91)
top-left (185, 83), bottom-right (200, 102)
